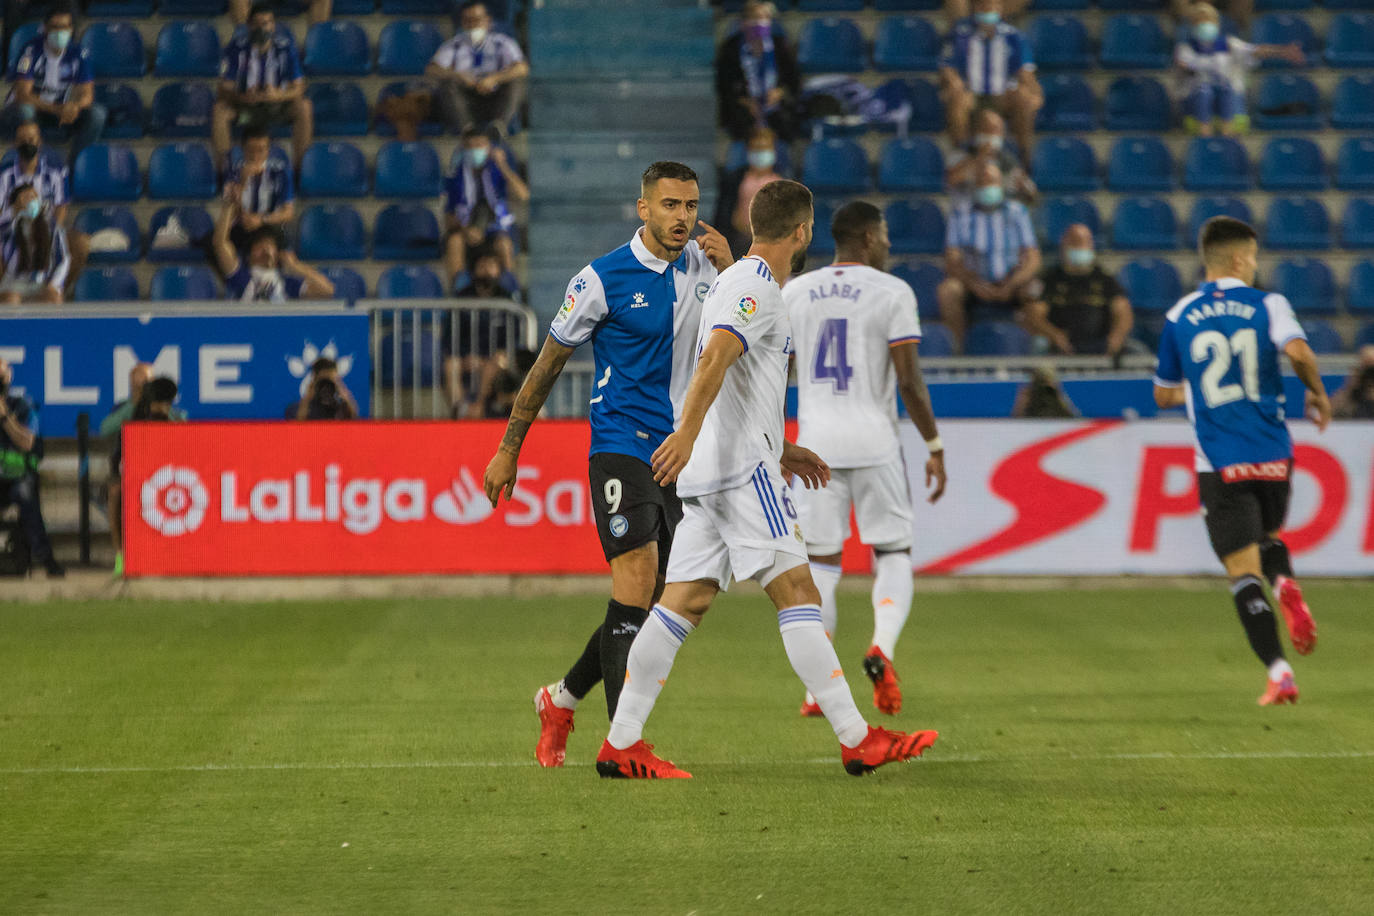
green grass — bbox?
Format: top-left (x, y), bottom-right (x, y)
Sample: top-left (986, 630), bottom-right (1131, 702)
top-left (2, 585), bottom-right (1373, 914)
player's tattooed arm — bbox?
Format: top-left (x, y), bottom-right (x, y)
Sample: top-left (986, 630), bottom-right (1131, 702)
top-left (483, 337), bottom-right (574, 505)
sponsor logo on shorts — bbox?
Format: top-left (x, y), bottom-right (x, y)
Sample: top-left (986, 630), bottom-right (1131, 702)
top-left (735, 296), bottom-right (759, 323)
top-left (609, 514), bottom-right (629, 538)
top-left (1220, 460), bottom-right (1290, 483)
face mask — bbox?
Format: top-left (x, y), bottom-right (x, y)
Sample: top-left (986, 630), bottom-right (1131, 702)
top-left (973, 133), bottom-right (1003, 152)
top-left (1065, 247), bottom-right (1094, 268)
top-left (467, 147), bottom-right (489, 168)
top-left (745, 22), bottom-right (771, 42)
top-left (47, 29), bottom-right (71, 51)
top-left (974, 184), bottom-right (1004, 208)
top-left (17, 142), bottom-right (38, 161)
top-left (466, 27), bottom-right (488, 45)
top-left (21, 199), bottom-right (41, 221)
top-left (250, 26), bottom-right (272, 44)
top-left (974, 11), bottom-right (1001, 26)
top-left (746, 149), bottom-right (776, 170)
top-left (1194, 22), bottom-right (1220, 42)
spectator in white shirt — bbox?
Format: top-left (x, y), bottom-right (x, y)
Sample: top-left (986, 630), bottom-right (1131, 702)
top-left (424, 2), bottom-right (528, 139)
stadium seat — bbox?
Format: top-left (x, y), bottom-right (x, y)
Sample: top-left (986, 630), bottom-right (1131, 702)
top-left (94, 84), bottom-right (145, 139)
top-left (1264, 197), bottom-right (1331, 249)
top-left (1040, 196), bottom-right (1102, 247)
top-left (1253, 74), bottom-right (1323, 131)
top-left (148, 143), bottom-right (217, 200)
top-left (965, 320), bottom-right (1032, 356)
top-left (1098, 0), bottom-right (1167, 9)
top-left (304, 21), bottom-right (371, 77)
top-left (1271, 258), bottom-right (1337, 313)
top-left (150, 83), bottom-right (214, 138)
top-left (374, 204), bottom-right (440, 260)
top-left (377, 265), bottom-right (445, 299)
top-left (375, 81), bottom-right (445, 137)
top-left (874, 0), bottom-right (941, 9)
top-left (1118, 258), bottom-right (1182, 313)
top-left (889, 262), bottom-right (943, 321)
top-left (1301, 319), bottom-right (1344, 353)
top-left (877, 138), bottom-right (943, 193)
top-left (1027, 17), bottom-right (1093, 70)
top-left (73, 267), bottom-right (139, 302)
top-left (885, 78), bottom-right (944, 133)
top-left (1035, 74), bottom-right (1096, 132)
top-left (298, 204), bottom-right (366, 261)
top-left (873, 16), bottom-right (940, 71)
top-left (79, 23), bottom-right (146, 78)
top-left (1338, 140), bottom-right (1374, 191)
top-left (809, 200), bottom-right (836, 256)
top-left (320, 266), bottom-right (367, 303)
top-left (1342, 199), bottom-right (1374, 248)
top-left (73, 207), bottom-right (140, 263)
top-left (377, 21), bottom-right (445, 77)
top-left (380, 0), bottom-right (449, 12)
top-left (306, 83), bottom-right (369, 136)
top-left (1326, 14), bottom-right (1374, 68)
top-left (1032, 138), bottom-right (1099, 192)
top-left (1104, 76), bottom-right (1170, 131)
top-left (1332, 76), bottom-right (1374, 129)
top-left (151, 265), bottom-right (220, 301)
top-left (1100, 16), bottom-right (1170, 70)
top-left (798, 18), bottom-right (866, 73)
top-left (7, 22), bottom-right (40, 74)
top-left (72, 145), bottom-right (141, 202)
top-left (1187, 196), bottom-right (1254, 245)
top-left (797, 0), bottom-right (864, 9)
top-left (802, 139), bottom-right (869, 193)
top-left (375, 141), bottom-right (443, 198)
top-left (1259, 137), bottom-right (1327, 190)
top-left (1107, 137), bottom-right (1175, 191)
top-left (1031, 0), bottom-right (1089, 8)
top-left (1356, 322), bottom-right (1374, 348)
top-left (299, 142), bottom-right (368, 197)
top-left (917, 323), bottom-right (955, 356)
top-left (1251, 14), bottom-right (1317, 67)
top-left (1183, 137), bottom-right (1251, 191)
top-left (155, 22), bottom-right (221, 77)
top-left (1112, 197), bottom-right (1178, 250)
top-left (377, 327), bottom-right (438, 387)
top-left (146, 206), bottom-right (213, 262)
top-left (1348, 261), bottom-right (1374, 313)
top-left (1256, 0), bottom-right (1312, 9)
top-left (158, 0), bottom-right (227, 12)
top-left (884, 200), bottom-right (944, 255)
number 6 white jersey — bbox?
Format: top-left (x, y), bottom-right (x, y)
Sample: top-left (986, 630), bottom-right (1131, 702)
top-left (784, 263), bottom-right (922, 469)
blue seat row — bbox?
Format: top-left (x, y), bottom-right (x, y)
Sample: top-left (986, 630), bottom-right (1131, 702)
top-left (809, 199), bottom-right (946, 256)
top-left (64, 0), bottom-right (461, 16)
top-left (801, 137), bottom-right (948, 193)
top-left (72, 263), bottom-right (452, 303)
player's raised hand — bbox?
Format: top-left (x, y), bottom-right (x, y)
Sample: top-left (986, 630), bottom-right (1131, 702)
top-left (1305, 390), bottom-right (1332, 432)
top-left (651, 431), bottom-right (694, 485)
top-left (781, 442), bottom-right (831, 490)
top-left (483, 450), bottom-right (519, 507)
top-left (925, 451), bottom-right (947, 503)
top-left (695, 220), bottom-right (734, 271)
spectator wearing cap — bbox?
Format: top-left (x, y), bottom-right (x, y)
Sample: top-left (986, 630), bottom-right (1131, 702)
top-left (1, 5), bottom-right (106, 162)
top-left (424, 2), bottom-right (528, 140)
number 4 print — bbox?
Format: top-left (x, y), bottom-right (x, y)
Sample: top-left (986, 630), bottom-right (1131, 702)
top-left (813, 318), bottom-right (853, 394)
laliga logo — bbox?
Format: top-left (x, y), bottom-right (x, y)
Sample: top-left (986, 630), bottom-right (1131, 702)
top-left (141, 465), bottom-right (210, 537)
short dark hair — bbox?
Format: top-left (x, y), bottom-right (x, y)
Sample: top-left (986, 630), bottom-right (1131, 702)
top-left (1199, 216), bottom-right (1258, 262)
top-left (459, 1), bottom-right (487, 14)
top-left (311, 357), bottom-right (338, 375)
top-left (831, 200), bottom-right (883, 249)
top-left (640, 161), bottom-right (699, 196)
top-left (242, 124), bottom-right (271, 144)
top-left (461, 126), bottom-right (488, 143)
top-left (248, 2), bottom-right (274, 19)
top-left (146, 377), bottom-right (178, 403)
top-left (45, 3), bottom-right (74, 22)
top-left (749, 179), bottom-right (813, 243)
top-left (245, 225), bottom-right (281, 251)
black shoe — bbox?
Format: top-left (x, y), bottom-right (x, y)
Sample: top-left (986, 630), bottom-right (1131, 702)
top-left (43, 558), bottom-right (66, 578)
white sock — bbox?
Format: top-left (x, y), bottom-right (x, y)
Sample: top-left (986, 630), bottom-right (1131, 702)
top-left (1268, 658), bottom-right (1294, 681)
top-left (606, 606), bottom-right (694, 750)
top-left (804, 562), bottom-right (843, 708)
top-left (870, 551), bottom-right (914, 659)
top-left (548, 679), bottom-right (578, 711)
top-left (778, 605), bottom-right (868, 747)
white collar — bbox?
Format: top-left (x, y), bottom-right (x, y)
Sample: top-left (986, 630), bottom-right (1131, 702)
top-left (630, 228), bottom-right (683, 275)
top-left (1212, 276), bottom-right (1246, 289)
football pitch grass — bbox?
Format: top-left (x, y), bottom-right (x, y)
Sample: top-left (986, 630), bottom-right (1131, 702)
top-left (2, 584), bottom-right (1372, 914)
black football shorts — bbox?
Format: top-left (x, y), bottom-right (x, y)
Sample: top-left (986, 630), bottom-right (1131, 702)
top-left (588, 452), bottom-right (683, 573)
top-left (1197, 467), bottom-right (1292, 560)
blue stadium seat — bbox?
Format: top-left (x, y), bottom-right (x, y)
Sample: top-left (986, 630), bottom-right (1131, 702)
top-left (377, 21), bottom-right (445, 77)
top-left (155, 22), bottom-right (221, 78)
top-left (79, 23), bottom-right (146, 78)
top-left (916, 323), bottom-right (955, 356)
top-left (320, 266), bottom-right (367, 303)
top-left (148, 143), bottom-right (217, 200)
top-left (377, 328), bottom-right (438, 387)
top-left (1326, 14), bottom-right (1374, 68)
top-left (1098, 0), bottom-right (1167, 9)
top-left (1112, 197), bottom-right (1178, 250)
top-left (7, 22), bottom-right (40, 74)
top-left (798, 18), bottom-right (866, 73)
top-left (1327, 0), bottom-right (1371, 9)
top-left (874, 0), bottom-right (941, 9)
top-left (1104, 76), bottom-right (1170, 131)
top-left (298, 205), bottom-right (366, 260)
top-left (1032, 137), bottom-right (1099, 191)
top-left (299, 142), bottom-right (368, 197)
top-left (966, 321), bottom-right (1032, 356)
top-left (1332, 76), bottom-right (1374, 129)
top-left (1183, 137), bottom-right (1251, 191)
top-left (374, 204), bottom-right (441, 260)
top-left (884, 201), bottom-right (944, 256)
top-left (150, 83), bottom-right (214, 138)
top-left (1187, 196), bottom-right (1253, 245)
top-left (375, 141), bottom-right (442, 198)
top-left (1108, 136), bottom-right (1175, 191)
top-left (1301, 319), bottom-right (1345, 353)
top-left (1342, 198), bottom-right (1374, 248)
top-left (72, 145), bottom-right (141, 202)
top-left (797, 0), bottom-right (864, 9)
top-left (378, 265), bottom-right (444, 298)
top-left (1271, 258), bottom-right (1337, 313)
top-left (1035, 74), bottom-right (1096, 131)
top-left (873, 16), bottom-right (940, 71)
top-left (1252, 14), bottom-right (1317, 67)
top-left (809, 200), bottom-right (836, 256)
top-left (94, 84), bottom-right (146, 139)
top-left (73, 207), bottom-right (141, 263)
top-left (1337, 139), bottom-right (1374, 191)
top-left (151, 265), bottom-right (220, 301)
top-left (1256, 0), bottom-right (1312, 9)
top-left (1101, 15), bottom-right (1170, 69)
top-left (1040, 196), bottom-right (1102, 247)
top-left (306, 82), bottom-right (369, 136)
top-left (1259, 137), bottom-right (1327, 190)
top-left (1348, 261), bottom-right (1374, 313)
top-left (376, 81), bottom-right (445, 137)
top-left (889, 262), bottom-right (943, 321)
top-left (877, 138), bottom-right (943, 192)
top-left (1253, 74), bottom-right (1323, 131)
top-left (722, 139), bottom-right (793, 175)
top-left (884, 78), bottom-right (944, 132)
top-left (146, 206), bottom-right (213, 262)
top-left (802, 139), bottom-right (869, 193)
top-left (304, 21), bottom-right (371, 77)
top-left (1117, 258), bottom-right (1182, 313)
top-left (1027, 16), bottom-right (1093, 70)
top-left (74, 267), bottom-right (140, 302)
top-left (380, 0), bottom-right (449, 11)
top-left (158, 0), bottom-right (227, 12)
top-left (1358, 323), bottom-right (1374, 348)
top-left (1265, 197), bottom-right (1331, 249)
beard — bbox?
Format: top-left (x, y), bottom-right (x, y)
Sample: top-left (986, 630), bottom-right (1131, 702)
top-left (790, 246), bottom-right (807, 275)
top-left (650, 222), bottom-right (687, 257)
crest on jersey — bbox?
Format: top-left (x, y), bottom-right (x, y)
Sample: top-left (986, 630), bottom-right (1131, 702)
top-left (632, 292), bottom-right (647, 308)
top-left (695, 281), bottom-right (709, 302)
top-left (557, 293), bottom-right (575, 321)
top-left (735, 295), bottom-right (759, 323)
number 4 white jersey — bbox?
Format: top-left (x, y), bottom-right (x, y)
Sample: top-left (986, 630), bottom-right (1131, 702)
top-left (784, 263), bottom-right (922, 469)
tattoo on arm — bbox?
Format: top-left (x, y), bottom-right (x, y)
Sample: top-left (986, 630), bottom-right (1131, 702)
top-left (498, 341), bottom-right (572, 455)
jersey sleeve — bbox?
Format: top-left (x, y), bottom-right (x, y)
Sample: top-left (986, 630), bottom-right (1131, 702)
top-left (53, 167), bottom-right (69, 207)
top-left (711, 279), bottom-right (778, 355)
top-left (1263, 292), bottom-right (1306, 348)
top-left (548, 266), bottom-right (607, 348)
top-left (1153, 319), bottom-right (1184, 387)
top-left (283, 43), bottom-right (304, 82)
top-left (1010, 30), bottom-right (1033, 71)
top-left (14, 44), bottom-right (36, 80)
top-left (74, 48), bottom-right (94, 84)
top-left (220, 45), bottom-right (240, 84)
top-left (889, 282), bottom-right (922, 345)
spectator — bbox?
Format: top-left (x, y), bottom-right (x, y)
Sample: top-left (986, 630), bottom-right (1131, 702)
top-left (1175, 3), bottom-right (1304, 137)
top-left (939, 0), bottom-right (1041, 161)
top-left (423, 2), bottom-right (528, 140)
top-left (713, 125), bottom-right (785, 261)
top-left (1, 5), bottom-right (106, 162)
top-left (99, 363), bottom-right (187, 441)
top-left (715, 1), bottom-right (801, 142)
top-left (0, 355), bottom-right (62, 577)
top-left (946, 0), bottom-right (1029, 25)
top-left (0, 184), bottom-right (70, 303)
top-left (1172, 0), bottom-right (1252, 35)
top-left (1023, 224), bottom-right (1134, 357)
top-left (0, 119), bottom-right (87, 295)
top-left (214, 3), bottom-right (313, 172)
top-left (1012, 366), bottom-right (1079, 418)
top-left (230, 0), bottom-right (330, 26)
top-left (1332, 345), bottom-right (1374, 420)
top-left (443, 248), bottom-right (518, 417)
top-left (106, 376), bottom-right (182, 577)
top-left (442, 127), bottom-right (527, 291)
top-left (285, 356), bottom-right (358, 420)
top-left (937, 162), bottom-right (1040, 353)
top-left (212, 200), bottom-right (333, 302)
top-left (222, 125), bottom-right (295, 252)
top-left (944, 108), bottom-right (1036, 204)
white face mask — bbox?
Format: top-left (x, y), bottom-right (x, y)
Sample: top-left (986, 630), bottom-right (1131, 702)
top-left (973, 133), bottom-right (1003, 152)
top-left (466, 27), bottom-right (488, 45)
top-left (248, 265), bottom-right (285, 301)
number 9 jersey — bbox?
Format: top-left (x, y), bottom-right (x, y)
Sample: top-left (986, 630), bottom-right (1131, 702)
top-left (1154, 277), bottom-right (1307, 474)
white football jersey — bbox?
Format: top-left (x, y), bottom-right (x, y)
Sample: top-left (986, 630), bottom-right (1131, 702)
top-left (676, 256), bottom-right (794, 498)
top-left (784, 263), bottom-right (922, 468)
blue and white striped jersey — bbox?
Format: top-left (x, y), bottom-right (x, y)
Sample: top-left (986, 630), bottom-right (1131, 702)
top-left (8, 34), bottom-right (93, 104)
top-left (220, 33), bottom-right (304, 92)
top-left (941, 20), bottom-right (1034, 97)
top-left (225, 154), bottom-right (294, 215)
top-left (946, 199), bottom-right (1036, 283)
top-left (0, 157), bottom-right (68, 229)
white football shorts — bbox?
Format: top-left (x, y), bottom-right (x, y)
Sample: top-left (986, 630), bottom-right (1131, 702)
top-left (795, 461), bottom-right (913, 555)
